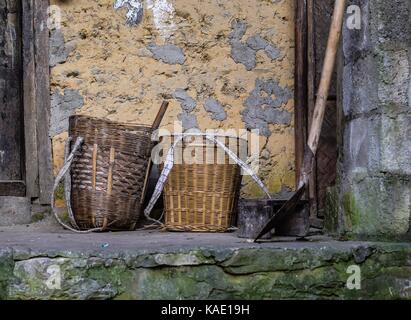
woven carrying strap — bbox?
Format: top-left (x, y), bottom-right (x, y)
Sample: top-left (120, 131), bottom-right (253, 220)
top-left (144, 133), bottom-right (272, 223)
top-left (52, 137), bottom-right (104, 233)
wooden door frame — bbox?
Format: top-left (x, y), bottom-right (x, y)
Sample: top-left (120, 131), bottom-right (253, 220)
top-left (21, 0), bottom-right (53, 204)
top-left (294, 0), bottom-right (308, 186)
top-left (292, 0), bottom-right (313, 233)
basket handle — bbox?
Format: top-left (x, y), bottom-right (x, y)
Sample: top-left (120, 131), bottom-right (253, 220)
top-left (140, 100), bottom-right (170, 205)
top-left (143, 133), bottom-right (272, 222)
top-left (51, 137), bottom-right (104, 233)
top-left (151, 101), bottom-right (169, 130)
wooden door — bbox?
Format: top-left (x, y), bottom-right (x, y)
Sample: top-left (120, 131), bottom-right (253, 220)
top-left (0, 0), bottom-right (25, 196)
top-left (292, 0), bottom-right (339, 234)
top-left (307, 0), bottom-right (338, 226)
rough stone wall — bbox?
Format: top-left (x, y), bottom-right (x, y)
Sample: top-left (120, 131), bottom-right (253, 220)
top-left (2, 241), bottom-right (411, 299)
top-left (326, 0), bottom-right (411, 240)
top-left (49, 0), bottom-right (296, 198)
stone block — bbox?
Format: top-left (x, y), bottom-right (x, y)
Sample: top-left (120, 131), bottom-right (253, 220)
top-left (340, 174), bottom-right (411, 239)
top-left (342, 55), bottom-right (379, 117)
top-left (377, 49), bottom-right (410, 112)
top-left (341, 116), bottom-right (381, 174)
top-left (0, 197), bottom-right (31, 226)
top-left (380, 114), bottom-right (411, 175)
top-left (370, 0), bottom-right (411, 47)
top-left (341, 114), bottom-right (410, 187)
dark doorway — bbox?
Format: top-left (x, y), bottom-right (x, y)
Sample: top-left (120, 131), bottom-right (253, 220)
top-left (294, 0), bottom-right (339, 233)
top-left (0, 0), bottom-right (25, 197)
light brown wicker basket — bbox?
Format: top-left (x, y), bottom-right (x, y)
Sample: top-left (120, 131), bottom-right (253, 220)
top-left (163, 135), bottom-right (247, 232)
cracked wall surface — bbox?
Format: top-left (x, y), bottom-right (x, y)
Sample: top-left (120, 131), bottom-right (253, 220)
top-left (49, 0), bottom-right (295, 197)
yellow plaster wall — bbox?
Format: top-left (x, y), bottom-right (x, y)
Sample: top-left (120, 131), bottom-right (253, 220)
top-left (50, 0), bottom-right (296, 197)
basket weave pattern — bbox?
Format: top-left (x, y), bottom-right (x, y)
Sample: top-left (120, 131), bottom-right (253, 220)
top-left (163, 136), bottom-right (244, 232)
top-left (69, 115), bottom-right (152, 231)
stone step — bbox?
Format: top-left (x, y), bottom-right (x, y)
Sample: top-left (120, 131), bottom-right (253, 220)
top-left (0, 230), bottom-right (410, 300)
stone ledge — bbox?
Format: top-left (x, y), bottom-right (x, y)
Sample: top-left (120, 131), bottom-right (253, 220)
top-left (0, 230), bottom-right (410, 300)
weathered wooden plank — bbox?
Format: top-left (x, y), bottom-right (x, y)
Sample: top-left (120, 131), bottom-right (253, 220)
top-left (0, 181), bottom-right (26, 197)
top-left (34, 0), bottom-right (53, 204)
top-left (313, 0), bottom-right (337, 96)
top-left (278, 0), bottom-right (310, 236)
top-left (307, 0), bottom-right (318, 217)
top-left (22, 0), bottom-right (40, 198)
top-left (294, 0), bottom-right (308, 185)
top-left (0, 0), bottom-right (24, 183)
top-left (316, 100), bottom-right (338, 217)
top-left (308, 0), bottom-right (338, 220)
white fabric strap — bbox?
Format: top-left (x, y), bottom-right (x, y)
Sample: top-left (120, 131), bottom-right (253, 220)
top-left (144, 133), bottom-right (271, 220)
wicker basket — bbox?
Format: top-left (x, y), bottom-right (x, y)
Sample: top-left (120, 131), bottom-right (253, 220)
top-left (163, 135), bottom-right (247, 232)
top-left (68, 115), bottom-right (153, 231)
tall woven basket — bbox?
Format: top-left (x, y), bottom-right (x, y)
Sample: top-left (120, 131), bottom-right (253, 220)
top-left (163, 135), bottom-right (247, 232)
top-left (68, 115), bottom-right (153, 231)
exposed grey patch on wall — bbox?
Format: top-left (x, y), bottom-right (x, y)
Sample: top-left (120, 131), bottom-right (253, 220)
top-left (50, 89), bottom-right (84, 137)
top-left (113, 0), bottom-right (144, 26)
top-left (177, 112), bottom-right (199, 130)
top-left (230, 42), bottom-right (257, 71)
top-left (49, 29), bottom-right (75, 67)
top-left (229, 19), bottom-right (282, 71)
top-left (241, 79), bottom-right (292, 137)
top-left (204, 98), bottom-right (227, 121)
top-left (228, 19), bottom-right (247, 42)
top-left (174, 89), bottom-right (197, 113)
top-left (148, 44), bottom-right (185, 65)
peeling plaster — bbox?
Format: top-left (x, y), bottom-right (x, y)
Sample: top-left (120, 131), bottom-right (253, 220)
top-left (174, 89), bottom-right (197, 113)
top-left (229, 19), bottom-right (282, 71)
top-left (147, 43), bottom-right (185, 64)
top-left (50, 89), bottom-right (84, 137)
top-left (177, 112), bottom-right (199, 130)
top-left (204, 98), bottom-right (227, 121)
top-left (241, 79), bottom-right (293, 136)
top-left (49, 29), bottom-right (75, 67)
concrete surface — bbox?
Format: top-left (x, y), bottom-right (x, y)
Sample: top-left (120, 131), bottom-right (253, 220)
top-left (0, 197), bottom-right (31, 227)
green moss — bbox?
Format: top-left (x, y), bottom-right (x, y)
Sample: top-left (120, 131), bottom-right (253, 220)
top-left (324, 186), bottom-right (339, 234)
top-left (55, 183), bottom-right (65, 201)
top-left (0, 253), bottom-right (14, 299)
top-left (31, 212), bottom-right (46, 223)
top-left (85, 264), bottom-right (132, 294)
top-left (343, 192), bottom-right (361, 231)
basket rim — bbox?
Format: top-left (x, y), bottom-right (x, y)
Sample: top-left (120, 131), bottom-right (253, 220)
top-left (159, 132), bottom-right (248, 143)
top-left (69, 114), bottom-right (152, 130)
